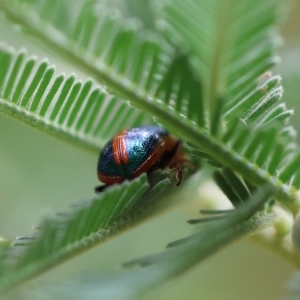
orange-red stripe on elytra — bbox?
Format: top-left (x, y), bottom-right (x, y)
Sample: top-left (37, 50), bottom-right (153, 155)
top-left (112, 130), bottom-right (128, 165)
top-left (162, 134), bottom-right (178, 152)
top-left (97, 172), bottom-right (125, 184)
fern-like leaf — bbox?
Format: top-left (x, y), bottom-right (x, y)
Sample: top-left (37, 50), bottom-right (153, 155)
top-left (0, 47), bottom-right (151, 152)
top-left (0, 0), bottom-right (174, 98)
top-left (14, 185), bottom-right (275, 300)
top-left (0, 170), bottom-right (181, 294)
top-left (155, 0), bottom-right (283, 130)
top-left (0, 0), bottom-right (213, 129)
top-left (0, 0), bottom-right (300, 214)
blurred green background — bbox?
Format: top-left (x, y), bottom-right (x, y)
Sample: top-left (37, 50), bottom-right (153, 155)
top-left (0, 1), bottom-right (300, 299)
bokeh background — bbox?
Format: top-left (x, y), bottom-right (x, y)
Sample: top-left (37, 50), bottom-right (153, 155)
top-left (0, 1), bottom-right (300, 299)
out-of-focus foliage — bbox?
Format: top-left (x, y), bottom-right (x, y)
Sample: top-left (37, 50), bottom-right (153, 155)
top-left (0, 0), bottom-right (299, 299)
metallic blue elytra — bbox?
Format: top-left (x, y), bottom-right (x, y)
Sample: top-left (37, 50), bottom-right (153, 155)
top-left (97, 125), bottom-right (182, 186)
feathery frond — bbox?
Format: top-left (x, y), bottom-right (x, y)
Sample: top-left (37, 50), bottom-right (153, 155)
top-left (0, 47), bottom-right (151, 152)
top-left (0, 0), bottom-right (174, 98)
top-left (155, 0), bottom-right (283, 130)
top-left (0, 0), bottom-right (298, 297)
top-left (0, 170), bottom-right (177, 293)
top-left (1, 0), bottom-right (299, 213)
top-left (14, 185), bottom-right (275, 300)
top-left (0, 0), bottom-right (205, 128)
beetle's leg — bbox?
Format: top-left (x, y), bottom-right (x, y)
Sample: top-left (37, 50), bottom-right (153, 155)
top-left (171, 144), bottom-right (195, 172)
top-left (166, 141), bottom-right (184, 185)
top-left (169, 159), bottom-right (183, 186)
top-left (95, 185), bottom-right (109, 193)
top-left (168, 141), bottom-right (197, 185)
top-left (175, 166), bottom-right (183, 186)
top-left (159, 140), bottom-right (182, 169)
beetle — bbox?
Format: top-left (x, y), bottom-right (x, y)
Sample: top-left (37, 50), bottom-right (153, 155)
top-left (95, 125), bottom-right (184, 193)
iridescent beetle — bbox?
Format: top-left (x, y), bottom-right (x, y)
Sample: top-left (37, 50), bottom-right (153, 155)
top-left (95, 125), bottom-right (185, 193)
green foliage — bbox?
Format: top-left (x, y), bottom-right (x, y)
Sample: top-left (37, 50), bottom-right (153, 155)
top-left (155, 0), bottom-right (283, 129)
top-left (5, 185), bottom-right (277, 300)
top-left (0, 171), bottom-right (176, 293)
top-left (0, 47), bottom-right (152, 152)
top-left (0, 0), bottom-right (299, 212)
top-left (0, 175), bottom-right (149, 292)
top-left (0, 0), bottom-right (174, 99)
top-left (0, 0), bottom-right (299, 298)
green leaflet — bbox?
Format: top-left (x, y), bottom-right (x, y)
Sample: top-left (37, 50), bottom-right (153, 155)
top-left (0, 0), bottom-right (299, 213)
top-left (0, 176), bottom-right (147, 292)
top-left (0, 0), bottom-right (175, 99)
top-left (155, 0), bottom-right (282, 131)
top-left (0, 0), bottom-right (298, 298)
top-left (0, 171), bottom-right (176, 294)
top-left (11, 185), bottom-right (275, 300)
top-left (0, 47), bottom-right (152, 152)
